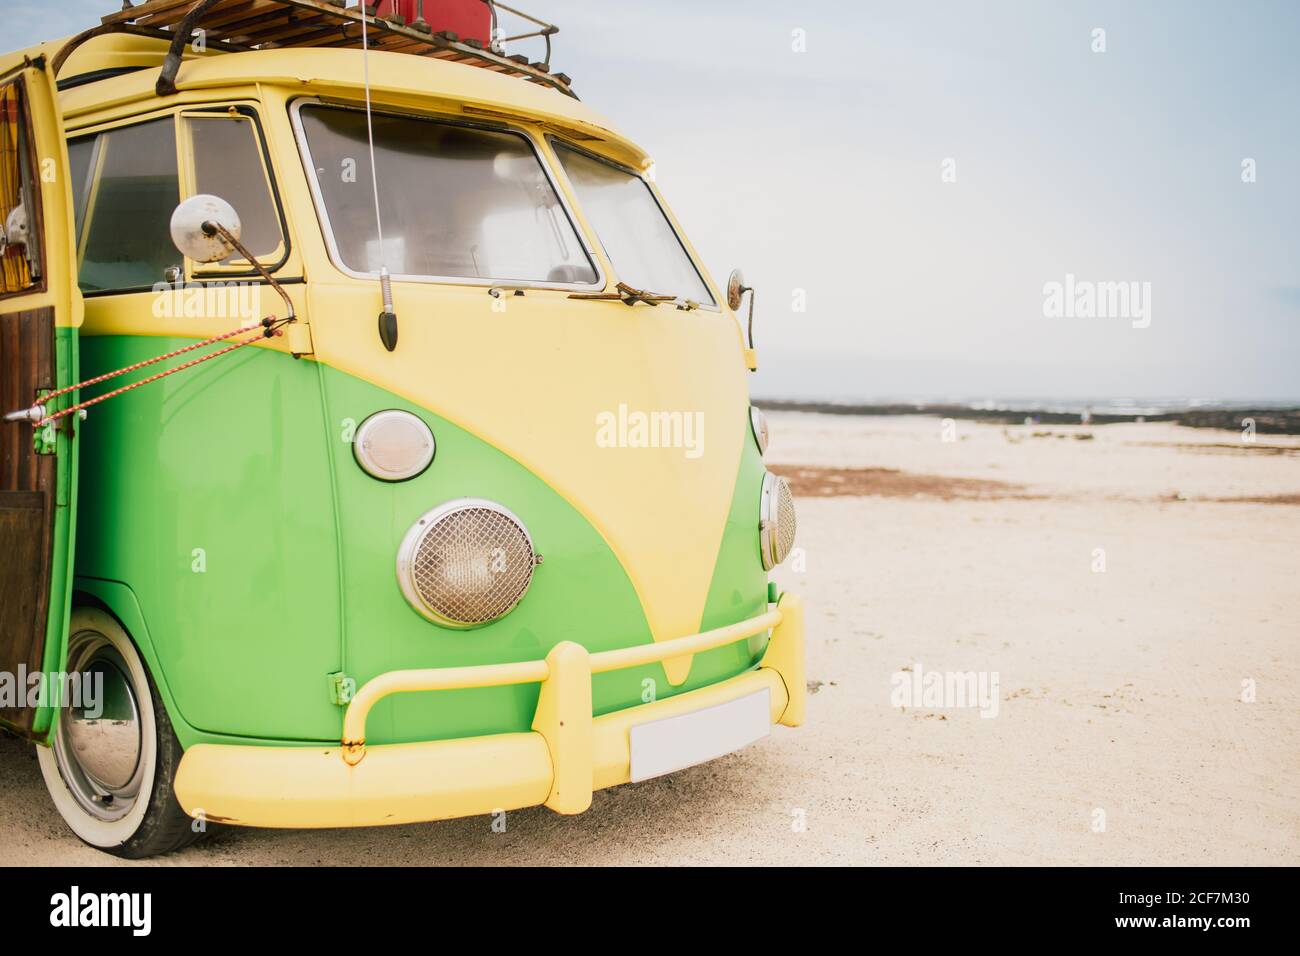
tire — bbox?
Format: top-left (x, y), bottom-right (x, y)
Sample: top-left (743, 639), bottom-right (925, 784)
top-left (37, 607), bottom-right (210, 859)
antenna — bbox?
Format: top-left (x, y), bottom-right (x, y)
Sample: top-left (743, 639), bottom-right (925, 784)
top-left (362, 4), bottom-right (398, 351)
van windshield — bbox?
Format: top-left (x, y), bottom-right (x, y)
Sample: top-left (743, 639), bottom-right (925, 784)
top-left (296, 104), bottom-right (598, 286)
top-left (552, 142), bottom-right (715, 306)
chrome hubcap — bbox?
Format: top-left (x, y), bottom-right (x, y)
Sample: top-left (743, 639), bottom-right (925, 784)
top-left (53, 631), bottom-right (145, 823)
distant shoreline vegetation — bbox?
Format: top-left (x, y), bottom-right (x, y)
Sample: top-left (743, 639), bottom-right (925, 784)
top-left (752, 399), bottom-right (1300, 435)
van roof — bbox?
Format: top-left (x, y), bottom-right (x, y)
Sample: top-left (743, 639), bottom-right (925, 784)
top-left (4, 31), bottom-right (649, 171)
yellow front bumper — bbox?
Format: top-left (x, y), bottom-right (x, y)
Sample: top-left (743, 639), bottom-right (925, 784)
top-left (174, 594), bottom-right (805, 829)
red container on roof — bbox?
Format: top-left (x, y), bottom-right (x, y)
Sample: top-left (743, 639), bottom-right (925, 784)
top-left (373, 0), bottom-right (493, 46)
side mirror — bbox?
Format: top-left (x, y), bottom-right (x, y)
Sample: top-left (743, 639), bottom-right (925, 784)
top-left (726, 268), bottom-right (748, 312)
top-left (166, 193), bottom-right (299, 332)
top-left (169, 194), bottom-right (242, 263)
top-left (727, 268), bottom-right (758, 369)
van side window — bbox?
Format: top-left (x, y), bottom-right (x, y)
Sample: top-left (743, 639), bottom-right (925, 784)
top-left (77, 118), bottom-right (179, 293)
top-left (184, 114), bottom-right (284, 265)
top-left (0, 79), bottom-right (42, 296)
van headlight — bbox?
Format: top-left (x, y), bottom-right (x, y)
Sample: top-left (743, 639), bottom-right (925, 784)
top-left (354, 410), bottom-right (435, 481)
top-left (759, 472), bottom-right (796, 570)
top-left (397, 500), bottom-right (538, 628)
top-left (750, 406), bottom-right (770, 455)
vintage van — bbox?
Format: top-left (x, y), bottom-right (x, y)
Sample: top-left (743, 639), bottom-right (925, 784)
top-left (0, 0), bottom-right (802, 858)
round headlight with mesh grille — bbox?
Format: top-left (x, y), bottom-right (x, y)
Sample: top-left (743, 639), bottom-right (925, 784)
top-left (397, 500), bottom-right (537, 628)
top-left (759, 472), bottom-right (797, 570)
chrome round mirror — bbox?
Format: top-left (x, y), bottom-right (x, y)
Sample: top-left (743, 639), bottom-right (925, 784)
top-left (169, 194), bottom-right (241, 263)
top-left (726, 268), bottom-right (747, 311)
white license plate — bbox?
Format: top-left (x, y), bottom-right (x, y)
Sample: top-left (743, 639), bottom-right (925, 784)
top-left (629, 688), bottom-right (771, 783)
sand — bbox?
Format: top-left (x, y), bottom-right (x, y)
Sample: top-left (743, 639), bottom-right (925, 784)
top-left (1, 412), bottom-right (1297, 865)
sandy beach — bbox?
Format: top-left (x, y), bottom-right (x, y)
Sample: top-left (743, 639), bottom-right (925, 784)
top-left (2, 411), bottom-right (1297, 866)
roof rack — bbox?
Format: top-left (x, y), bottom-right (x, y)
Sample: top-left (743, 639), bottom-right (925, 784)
top-left (78, 0), bottom-right (576, 98)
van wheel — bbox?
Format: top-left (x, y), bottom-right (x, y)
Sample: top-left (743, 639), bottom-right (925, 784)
top-left (36, 607), bottom-right (209, 859)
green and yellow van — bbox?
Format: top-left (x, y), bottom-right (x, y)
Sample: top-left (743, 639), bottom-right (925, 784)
top-left (0, 0), bottom-right (802, 858)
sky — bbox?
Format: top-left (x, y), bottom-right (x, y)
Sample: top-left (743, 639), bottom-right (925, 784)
top-left (6, 0), bottom-right (1299, 402)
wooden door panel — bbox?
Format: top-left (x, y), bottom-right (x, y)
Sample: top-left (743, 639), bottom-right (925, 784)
top-left (0, 306), bottom-right (55, 731)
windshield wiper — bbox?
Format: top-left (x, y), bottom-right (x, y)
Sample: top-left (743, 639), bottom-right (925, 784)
top-left (569, 281), bottom-right (678, 307)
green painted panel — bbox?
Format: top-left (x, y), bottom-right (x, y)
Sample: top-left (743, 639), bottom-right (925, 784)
top-left (695, 408), bottom-right (772, 662)
top-left (30, 326), bottom-right (80, 741)
top-left (75, 336), bottom-right (342, 741)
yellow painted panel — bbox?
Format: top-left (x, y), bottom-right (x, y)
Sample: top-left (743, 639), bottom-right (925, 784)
top-left (175, 733), bottom-right (553, 829)
top-left (765, 594), bottom-right (806, 726)
top-left (52, 39), bottom-right (646, 168)
top-left (532, 641), bottom-right (593, 813)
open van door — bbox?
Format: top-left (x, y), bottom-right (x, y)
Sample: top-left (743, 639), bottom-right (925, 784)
top-left (0, 52), bottom-right (82, 741)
